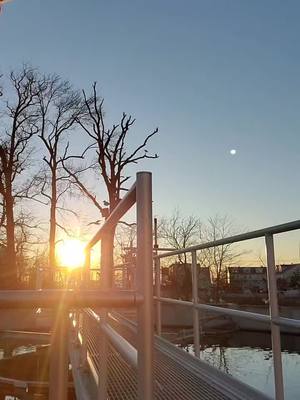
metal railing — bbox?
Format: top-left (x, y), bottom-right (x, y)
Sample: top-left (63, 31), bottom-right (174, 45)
top-left (74, 308), bottom-right (138, 398)
top-left (0, 171), bottom-right (153, 400)
top-left (80, 171), bottom-right (154, 400)
top-left (154, 219), bottom-right (300, 400)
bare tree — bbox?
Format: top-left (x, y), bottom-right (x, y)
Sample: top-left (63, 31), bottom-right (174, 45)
top-left (199, 215), bottom-right (242, 301)
top-left (14, 210), bottom-right (46, 285)
top-left (36, 75), bottom-right (84, 268)
top-left (158, 210), bottom-right (201, 299)
top-left (0, 67), bottom-right (40, 286)
top-left (159, 209), bottom-right (201, 263)
top-left (158, 212), bottom-right (242, 301)
top-left (63, 83), bottom-right (158, 282)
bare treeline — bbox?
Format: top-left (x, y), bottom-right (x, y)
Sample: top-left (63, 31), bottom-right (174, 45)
top-left (0, 66), bottom-right (158, 287)
top-left (158, 210), bottom-right (244, 300)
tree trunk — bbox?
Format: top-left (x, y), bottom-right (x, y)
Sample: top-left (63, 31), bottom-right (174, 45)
top-left (49, 171), bottom-right (57, 270)
top-left (99, 191), bottom-right (118, 288)
top-left (5, 190), bottom-right (17, 288)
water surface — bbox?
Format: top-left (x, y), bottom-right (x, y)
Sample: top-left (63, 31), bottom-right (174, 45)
top-left (178, 331), bottom-right (300, 399)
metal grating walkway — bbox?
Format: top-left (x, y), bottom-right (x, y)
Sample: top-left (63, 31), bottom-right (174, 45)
top-left (70, 311), bottom-right (271, 400)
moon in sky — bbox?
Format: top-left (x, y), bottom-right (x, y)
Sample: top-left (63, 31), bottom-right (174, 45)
top-left (230, 149), bottom-right (237, 155)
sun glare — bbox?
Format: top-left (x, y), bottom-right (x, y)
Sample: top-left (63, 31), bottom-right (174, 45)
top-left (57, 239), bottom-right (85, 269)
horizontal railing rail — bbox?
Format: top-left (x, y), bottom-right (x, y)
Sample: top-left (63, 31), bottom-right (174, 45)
top-left (83, 309), bottom-right (138, 369)
top-left (0, 289), bottom-right (142, 308)
top-left (86, 183), bottom-right (136, 250)
top-left (79, 172), bottom-right (154, 400)
top-left (154, 219), bottom-right (300, 400)
top-left (156, 296), bottom-right (300, 328)
top-left (156, 219), bottom-right (300, 259)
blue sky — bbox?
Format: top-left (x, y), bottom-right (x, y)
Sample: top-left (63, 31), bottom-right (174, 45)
top-left (1, 1), bottom-right (300, 260)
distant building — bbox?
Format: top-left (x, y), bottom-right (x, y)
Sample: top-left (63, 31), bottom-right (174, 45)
top-left (228, 263), bottom-right (300, 293)
top-left (228, 266), bottom-right (267, 293)
top-left (277, 263), bottom-right (300, 289)
top-left (161, 263), bottom-right (212, 300)
top-left (168, 263), bottom-right (212, 290)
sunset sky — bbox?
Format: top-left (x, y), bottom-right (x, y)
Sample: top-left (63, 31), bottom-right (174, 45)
top-left (1, 1), bottom-right (300, 263)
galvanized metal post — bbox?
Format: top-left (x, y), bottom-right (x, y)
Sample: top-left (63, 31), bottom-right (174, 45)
top-left (98, 318), bottom-right (107, 400)
top-left (97, 229), bottom-right (114, 399)
top-left (121, 266), bottom-right (126, 289)
top-left (136, 172), bottom-right (154, 400)
top-left (191, 250), bottom-right (200, 357)
top-left (36, 267), bottom-right (43, 290)
top-left (81, 311), bottom-right (88, 368)
top-left (155, 257), bottom-right (162, 336)
top-left (265, 234), bottom-right (285, 400)
top-left (73, 310), bottom-right (80, 343)
top-left (84, 248), bottom-right (91, 287)
top-left (49, 308), bottom-right (69, 400)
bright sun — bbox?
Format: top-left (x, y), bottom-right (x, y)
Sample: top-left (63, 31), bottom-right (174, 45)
top-left (56, 239), bottom-right (86, 269)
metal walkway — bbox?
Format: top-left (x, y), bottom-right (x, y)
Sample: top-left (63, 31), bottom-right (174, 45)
top-left (68, 171), bottom-right (299, 400)
top-left (69, 310), bottom-right (271, 400)
top-left (0, 171), bottom-right (299, 400)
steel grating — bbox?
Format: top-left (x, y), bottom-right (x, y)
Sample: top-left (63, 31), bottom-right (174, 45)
top-left (72, 311), bottom-right (271, 400)
top-left (107, 315), bottom-right (264, 400)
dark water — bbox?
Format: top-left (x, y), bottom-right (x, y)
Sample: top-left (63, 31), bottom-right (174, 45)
top-left (0, 332), bottom-right (299, 399)
top-left (178, 331), bottom-right (300, 399)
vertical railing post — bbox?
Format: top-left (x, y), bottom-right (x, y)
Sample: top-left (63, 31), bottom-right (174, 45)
top-left (191, 250), bottom-right (200, 357)
top-left (136, 172), bottom-right (154, 400)
top-left (36, 267), bottom-right (43, 290)
top-left (84, 247), bottom-right (91, 287)
top-left (80, 248), bottom-right (90, 369)
top-left (155, 257), bottom-right (161, 336)
top-left (49, 308), bottom-right (69, 400)
top-left (97, 232), bottom-right (113, 400)
top-left (73, 310), bottom-right (80, 344)
top-left (265, 234), bottom-right (284, 400)
top-left (154, 217), bottom-right (161, 336)
top-left (80, 311), bottom-right (88, 368)
top-left (122, 266), bottom-right (126, 289)
top-left (98, 315), bottom-right (107, 400)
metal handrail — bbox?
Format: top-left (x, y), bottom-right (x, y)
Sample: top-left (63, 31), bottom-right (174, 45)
top-left (156, 219), bottom-right (300, 259)
top-left (156, 296), bottom-right (300, 328)
top-left (86, 182), bottom-right (136, 249)
top-left (80, 172), bottom-right (154, 400)
top-left (85, 309), bottom-right (138, 369)
top-left (154, 219), bottom-right (300, 400)
top-left (0, 289), bottom-right (142, 308)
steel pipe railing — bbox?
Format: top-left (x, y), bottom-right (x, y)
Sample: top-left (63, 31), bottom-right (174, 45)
top-left (156, 219), bottom-right (300, 259)
top-left (0, 288), bottom-right (144, 400)
top-left (136, 172), bottom-right (154, 400)
top-left (265, 234), bottom-right (284, 400)
top-left (85, 183), bottom-right (136, 250)
top-left (80, 172), bottom-right (154, 400)
top-left (156, 296), bottom-right (300, 329)
top-left (0, 289), bottom-right (143, 308)
top-left (154, 218), bottom-right (300, 400)
top-left (191, 250), bottom-right (200, 357)
top-left (155, 258), bottom-right (162, 336)
top-left (85, 309), bottom-right (138, 369)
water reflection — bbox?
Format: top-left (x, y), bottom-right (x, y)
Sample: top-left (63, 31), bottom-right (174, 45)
top-left (177, 331), bottom-right (300, 400)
